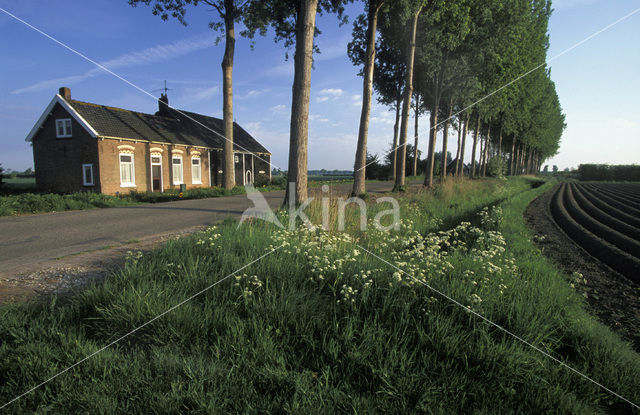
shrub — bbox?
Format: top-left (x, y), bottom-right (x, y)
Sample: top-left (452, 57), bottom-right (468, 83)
top-left (486, 157), bottom-right (506, 178)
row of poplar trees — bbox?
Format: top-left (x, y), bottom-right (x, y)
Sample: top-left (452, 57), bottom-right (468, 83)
top-left (130, 0), bottom-right (565, 205)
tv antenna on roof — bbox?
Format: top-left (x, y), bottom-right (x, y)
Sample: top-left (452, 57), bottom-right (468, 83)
top-left (152, 80), bottom-right (173, 96)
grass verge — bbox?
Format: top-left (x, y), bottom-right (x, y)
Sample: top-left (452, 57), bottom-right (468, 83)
top-left (0, 177), bottom-right (638, 413)
top-left (0, 177), bottom-right (357, 216)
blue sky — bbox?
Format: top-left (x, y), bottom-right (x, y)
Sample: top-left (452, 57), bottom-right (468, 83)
top-left (1, 0), bottom-right (638, 173)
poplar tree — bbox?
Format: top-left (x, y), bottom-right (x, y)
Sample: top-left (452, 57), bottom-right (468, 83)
top-left (128, 0), bottom-right (262, 190)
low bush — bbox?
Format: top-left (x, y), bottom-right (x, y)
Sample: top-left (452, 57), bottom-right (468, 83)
top-left (486, 156), bottom-right (506, 178)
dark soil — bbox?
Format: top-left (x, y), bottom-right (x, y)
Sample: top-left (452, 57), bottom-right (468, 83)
top-left (525, 185), bottom-right (640, 351)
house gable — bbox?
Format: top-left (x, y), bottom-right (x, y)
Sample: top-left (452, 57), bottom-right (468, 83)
top-left (25, 94), bottom-right (98, 142)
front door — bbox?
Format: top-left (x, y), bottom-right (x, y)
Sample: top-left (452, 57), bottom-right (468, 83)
top-left (151, 156), bottom-right (162, 192)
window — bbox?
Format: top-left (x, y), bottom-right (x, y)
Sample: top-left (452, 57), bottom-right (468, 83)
top-left (82, 164), bottom-right (94, 186)
top-left (191, 157), bottom-right (202, 184)
top-left (119, 154), bottom-right (135, 187)
top-left (172, 156), bottom-right (183, 185)
top-left (234, 155), bottom-right (239, 163)
top-left (56, 119), bottom-right (72, 138)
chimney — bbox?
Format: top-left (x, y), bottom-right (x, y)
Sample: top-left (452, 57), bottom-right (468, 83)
top-left (59, 87), bottom-right (71, 101)
top-left (157, 93), bottom-right (171, 117)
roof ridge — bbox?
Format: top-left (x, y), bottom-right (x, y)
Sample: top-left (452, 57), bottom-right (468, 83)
top-left (69, 99), bottom-right (150, 115)
top-left (70, 99), bottom-right (224, 123)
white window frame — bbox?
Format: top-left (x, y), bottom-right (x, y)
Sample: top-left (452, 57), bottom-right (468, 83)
top-left (82, 163), bottom-right (94, 186)
top-left (172, 155), bottom-right (184, 185)
top-left (119, 153), bottom-right (136, 187)
top-left (191, 157), bottom-right (202, 184)
top-left (56, 118), bottom-right (72, 138)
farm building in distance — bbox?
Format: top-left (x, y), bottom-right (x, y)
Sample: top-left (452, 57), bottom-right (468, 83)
top-left (25, 87), bottom-right (271, 194)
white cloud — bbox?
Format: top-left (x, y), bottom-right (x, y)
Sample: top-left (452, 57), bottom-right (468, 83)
top-left (370, 117), bottom-right (395, 125)
top-left (370, 109), bottom-right (395, 125)
top-left (12, 33), bottom-right (216, 94)
top-left (310, 114), bottom-right (329, 122)
top-left (351, 94), bottom-right (361, 101)
top-left (243, 121), bottom-right (263, 137)
top-left (320, 88), bottom-right (344, 97)
top-left (270, 104), bottom-right (287, 113)
top-left (181, 86), bottom-right (219, 104)
top-left (316, 88), bottom-right (344, 103)
top-left (264, 62), bottom-right (294, 78)
top-left (237, 88), bottom-right (272, 100)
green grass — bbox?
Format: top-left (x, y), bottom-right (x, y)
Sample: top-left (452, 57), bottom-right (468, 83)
top-left (0, 177), bottom-right (638, 413)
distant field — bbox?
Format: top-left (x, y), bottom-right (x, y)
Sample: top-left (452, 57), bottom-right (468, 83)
top-left (2, 177), bottom-right (36, 190)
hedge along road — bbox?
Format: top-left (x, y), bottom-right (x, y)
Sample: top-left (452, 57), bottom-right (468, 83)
top-left (0, 181), bottom-right (399, 278)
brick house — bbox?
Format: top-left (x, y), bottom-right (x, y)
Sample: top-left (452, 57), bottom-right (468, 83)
top-left (26, 87), bottom-right (271, 194)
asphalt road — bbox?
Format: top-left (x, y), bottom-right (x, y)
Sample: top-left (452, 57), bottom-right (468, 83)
top-left (0, 181), bottom-right (397, 274)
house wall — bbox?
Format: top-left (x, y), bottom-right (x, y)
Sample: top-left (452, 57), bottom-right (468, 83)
top-left (209, 151), bottom-right (270, 187)
top-left (97, 139), bottom-right (211, 195)
top-left (32, 103), bottom-right (101, 193)
top-left (253, 154), bottom-right (271, 184)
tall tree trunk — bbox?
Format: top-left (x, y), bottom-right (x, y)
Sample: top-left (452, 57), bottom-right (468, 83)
top-left (497, 122), bottom-right (503, 174)
top-left (284, 0), bottom-right (318, 205)
top-left (412, 92), bottom-right (420, 177)
top-left (470, 113), bottom-right (480, 178)
top-left (424, 105), bottom-right (437, 187)
top-left (483, 131), bottom-right (490, 176)
top-left (482, 126), bottom-right (490, 177)
top-left (441, 96), bottom-right (453, 182)
top-left (222, 1), bottom-right (236, 190)
top-left (519, 144), bottom-right (525, 175)
top-left (497, 122), bottom-right (503, 162)
top-left (458, 113), bottom-right (469, 177)
top-left (454, 116), bottom-right (462, 177)
top-left (391, 99), bottom-right (401, 179)
top-left (479, 136), bottom-right (485, 177)
top-left (394, 6), bottom-right (422, 190)
top-left (509, 137), bottom-right (516, 176)
top-left (424, 63), bottom-right (445, 188)
top-left (530, 150), bottom-right (535, 174)
top-left (352, 1), bottom-right (381, 196)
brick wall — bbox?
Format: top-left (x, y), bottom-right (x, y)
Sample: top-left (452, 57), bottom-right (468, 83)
top-left (32, 103), bottom-right (101, 193)
top-left (97, 140), bottom-right (211, 195)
